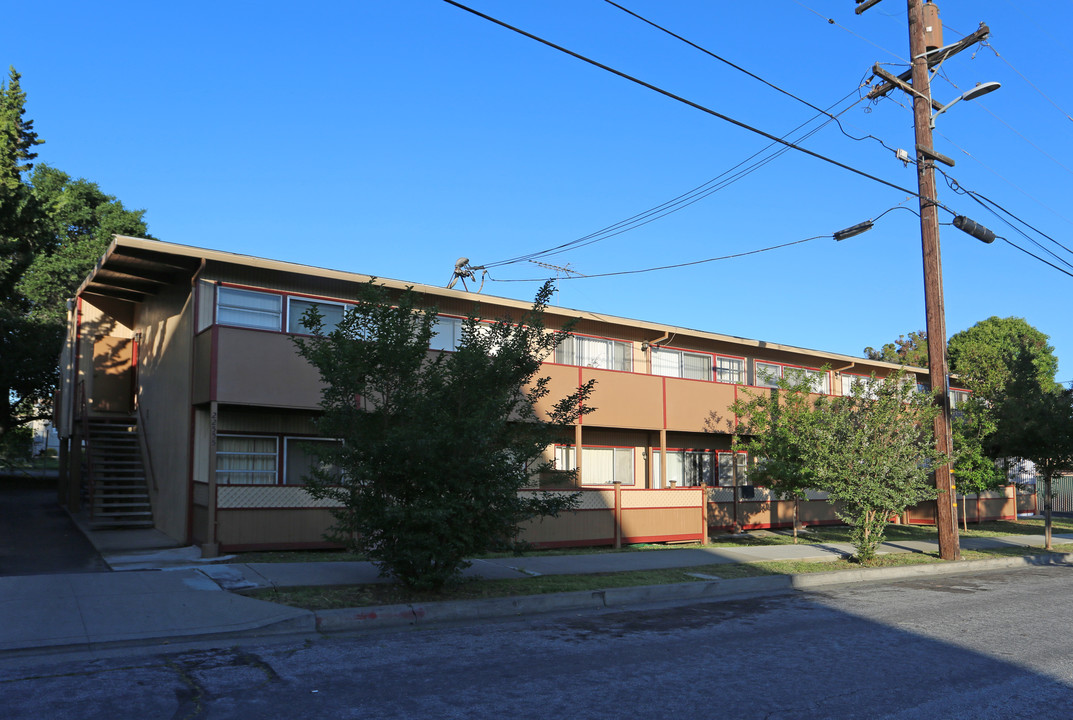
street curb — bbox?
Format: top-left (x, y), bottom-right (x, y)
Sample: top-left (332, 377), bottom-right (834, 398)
top-left (0, 611), bottom-right (316, 661)
top-left (312, 552), bottom-right (1073, 635)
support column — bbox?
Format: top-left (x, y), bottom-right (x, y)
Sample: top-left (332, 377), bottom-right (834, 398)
top-left (573, 423), bottom-right (583, 488)
top-left (202, 401), bottom-right (220, 558)
top-left (613, 480), bottom-right (622, 549)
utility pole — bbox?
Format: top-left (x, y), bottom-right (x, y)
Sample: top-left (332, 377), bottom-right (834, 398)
top-left (906, 0), bottom-right (959, 561)
top-left (857, 0), bottom-right (993, 561)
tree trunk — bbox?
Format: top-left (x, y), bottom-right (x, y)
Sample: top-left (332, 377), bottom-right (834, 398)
top-left (793, 498), bottom-right (799, 544)
top-left (1045, 472), bottom-right (1053, 551)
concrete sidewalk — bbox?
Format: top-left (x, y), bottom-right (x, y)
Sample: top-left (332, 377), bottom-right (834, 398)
top-left (2, 524), bottom-right (1072, 659)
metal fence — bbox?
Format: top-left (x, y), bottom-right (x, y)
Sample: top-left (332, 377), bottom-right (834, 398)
top-left (1037, 475), bottom-right (1073, 513)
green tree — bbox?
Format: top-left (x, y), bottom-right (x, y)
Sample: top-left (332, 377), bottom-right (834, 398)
top-left (864, 330), bottom-right (928, 368)
top-left (735, 370), bottom-right (945, 563)
top-left (989, 351), bottom-right (1073, 549)
top-left (0, 67), bottom-right (42, 192)
top-left (947, 316), bottom-right (1059, 401)
top-left (20, 165), bottom-right (150, 321)
top-left (810, 371), bottom-right (945, 562)
top-left (294, 280), bottom-right (595, 591)
top-left (1, 66), bottom-right (48, 445)
top-left (731, 371), bottom-right (822, 543)
top-left (0, 67), bottom-right (150, 447)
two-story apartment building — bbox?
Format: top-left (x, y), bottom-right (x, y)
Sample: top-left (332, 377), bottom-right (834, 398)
top-left (57, 236), bottom-right (1003, 555)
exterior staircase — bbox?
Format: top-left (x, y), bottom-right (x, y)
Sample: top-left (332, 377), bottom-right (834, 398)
top-left (86, 417), bottom-right (154, 529)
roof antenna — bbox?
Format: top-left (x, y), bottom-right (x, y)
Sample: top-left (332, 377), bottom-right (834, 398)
top-left (446, 257), bottom-right (486, 292)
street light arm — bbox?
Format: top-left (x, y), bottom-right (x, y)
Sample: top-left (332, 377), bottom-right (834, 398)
top-left (930, 82), bottom-right (1002, 128)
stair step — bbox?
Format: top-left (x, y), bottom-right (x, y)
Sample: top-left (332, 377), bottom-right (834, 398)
top-left (85, 417), bottom-right (152, 530)
top-left (89, 519), bottom-right (155, 529)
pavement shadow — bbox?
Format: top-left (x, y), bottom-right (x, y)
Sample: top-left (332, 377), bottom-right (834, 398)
top-left (0, 483), bottom-right (109, 576)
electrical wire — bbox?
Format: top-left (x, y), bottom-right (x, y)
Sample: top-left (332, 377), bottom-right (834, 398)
top-left (603, 0), bottom-right (900, 154)
top-left (482, 91), bottom-right (862, 269)
top-left (443, 1), bottom-right (927, 202)
top-left (936, 168), bottom-right (1073, 269)
top-left (488, 235), bottom-right (829, 282)
top-left (998, 237), bottom-right (1073, 280)
top-left (489, 204), bottom-right (915, 284)
top-left (980, 42), bottom-right (1073, 123)
top-left (790, 0), bottom-right (907, 63)
top-left (932, 128), bottom-right (1073, 230)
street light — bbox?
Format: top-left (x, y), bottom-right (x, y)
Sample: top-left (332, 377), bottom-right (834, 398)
top-left (930, 81), bottom-right (1001, 128)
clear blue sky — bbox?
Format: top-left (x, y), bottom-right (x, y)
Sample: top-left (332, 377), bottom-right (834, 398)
top-left (10, 1), bottom-right (1073, 380)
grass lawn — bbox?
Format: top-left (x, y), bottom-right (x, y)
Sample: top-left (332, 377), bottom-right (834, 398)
top-left (233, 516), bottom-right (1072, 565)
top-left (244, 544), bottom-right (1073, 611)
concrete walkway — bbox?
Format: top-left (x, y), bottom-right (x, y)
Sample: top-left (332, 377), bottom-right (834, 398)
top-left (2, 520), bottom-right (1072, 659)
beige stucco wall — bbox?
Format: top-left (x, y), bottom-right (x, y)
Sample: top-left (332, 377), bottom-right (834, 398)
top-left (135, 283), bottom-right (195, 542)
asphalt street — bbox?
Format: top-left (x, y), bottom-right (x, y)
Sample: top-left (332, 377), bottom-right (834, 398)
top-left (0, 485), bottom-right (108, 576)
top-left (3, 564), bottom-right (1072, 719)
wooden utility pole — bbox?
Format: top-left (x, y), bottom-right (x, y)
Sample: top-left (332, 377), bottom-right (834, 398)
top-left (907, 0), bottom-right (959, 561)
top-left (857, 0), bottom-right (992, 560)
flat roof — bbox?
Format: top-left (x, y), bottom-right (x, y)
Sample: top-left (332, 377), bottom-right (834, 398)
top-left (79, 235), bottom-right (927, 375)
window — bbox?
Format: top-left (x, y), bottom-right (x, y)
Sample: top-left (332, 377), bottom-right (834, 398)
top-left (216, 436), bottom-right (278, 485)
top-left (651, 348), bottom-right (712, 381)
top-left (841, 373), bottom-right (879, 398)
top-left (755, 361), bottom-right (829, 394)
top-left (555, 334), bottom-right (632, 372)
top-left (287, 298), bottom-right (348, 334)
top-left (949, 388), bottom-right (970, 409)
top-left (717, 451), bottom-right (748, 487)
top-left (430, 315), bottom-right (464, 351)
top-left (555, 445), bottom-right (634, 485)
top-left (284, 437), bottom-right (343, 485)
top-left (217, 287), bottom-right (282, 331)
top-left (652, 449), bottom-right (715, 487)
top-left (716, 356), bottom-right (745, 384)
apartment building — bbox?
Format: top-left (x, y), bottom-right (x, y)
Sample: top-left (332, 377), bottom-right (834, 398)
top-left (57, 236), bottom-right (967, 553)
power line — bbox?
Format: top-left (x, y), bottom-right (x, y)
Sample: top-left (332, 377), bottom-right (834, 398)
top-left (790, 0), bottom-right (907, 63)
top-left (488, 235), bottom-right (829, 283)
top-left (936, 168), bottom-right (1073, 270)
top-left (932, 128), bottom-right (1073, 230)
top-left (999, 237), bottom-right (1073, 280)
top-left (482, 91), bottom-right (863, 269)
top-left (604, 0), bottom-right (899, 154)
top-left (443, 0), bottom-right (930, 204)
top-left (490, 205), bottom-right (915, 283)
top-left (980, 42), bottom-right (1073, 123)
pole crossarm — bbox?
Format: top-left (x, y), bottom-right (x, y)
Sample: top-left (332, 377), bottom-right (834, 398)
top-left (867, 23), bottom-right (990, 101)
top-left (872, 65), bottom-right (944, 110)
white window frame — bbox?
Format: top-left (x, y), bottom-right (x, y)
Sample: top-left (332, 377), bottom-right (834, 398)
top-left (287, 297), bottom-right (350, 335)
top-left (651, 347), bottom-right (713, 381)
top-left (715, 356), bottom-right (746, 384)
top-left (652, 449), bottom-right (715, 488)
top-left (555, 445), bottom-right (635, 486)
top-left (717, 451), bottom-right (749, 488)
top-left (430, 315), bottom-right (465, 351)
top-left (283, 436), bottom-right (343, 485)
top-left (841, 373), bottom-right (880, 398)
top-left (554, 334), bottom-right (632, 372)
top-left (755, 361), bottom-right (829, 394)
top-left (216, 434), bottom-right (279, 485)
top-left (950, 388), bottom-right (971, 410)
top-left (216, 287), bottom-right (283, 331)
